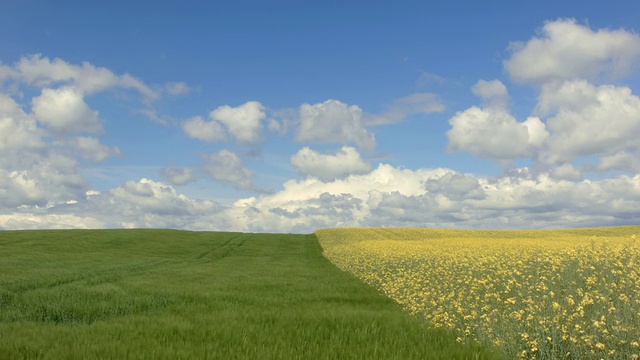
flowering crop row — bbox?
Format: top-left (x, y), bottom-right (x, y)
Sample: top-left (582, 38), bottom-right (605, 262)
top-left (316, 227), bottom-right (640, 359)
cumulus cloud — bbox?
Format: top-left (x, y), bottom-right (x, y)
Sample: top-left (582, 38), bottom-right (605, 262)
top-left (549, 163), bottom-right (582, 181)
top-left (450, 20), bottom-right (640, 176)
top-left (202, 149), bottom-right (253, 190)
top-left (447, 81), bottom-right (549, 160)
top-left (216, 164), bottom-right (640, 233)
top-left (2, 162), bottom-right (639, 233)
top-left (71, 137), bottom-right (121, 161)
top-left (0, 152), bottom-right (90, 210)
top-left (32, 87), bottom-right (102, 134)
top-left (296, 100), bottom-right (376, 151)
top-left (0, 55), bottom-right (177, 125)
top-left (0, 213), bottom-right (105, 230)
top-left (160, 166), bottom-right (196, 185)
top-left (425, 172), bottom-right (486, 200)
top-left (77, 179), bottom-right (221, 229)
top-left (0, 94), bottom-right (44, 151)
top-left (505, 19), bottom-right (640, 85)
top-left (290, 146), bottom-right (371, 181)
top-left (0, 179), bottom-right (223, 230)
top-left (472, 79), bottom-right (509, 108)
top-left (0, 89), bottom-right (112, 212)
top-left (0, 54), bottom-right (158, 99)
top-left (209, 101), bottom-right (266, 143)
top-left (535, 80), bottom-right (640, 169)
top-left (182, 116), bottom-right (226, 142)
top-left (447, 78), bottom-right (640, 175)
top-left (108, 178), bottom-right (216, 215)
top-left (598, 152), bottom-right (640, 173)
top-left (0, 170), bottom-right (47, 208)
top-left (220, 163), bottom-right (444, 232)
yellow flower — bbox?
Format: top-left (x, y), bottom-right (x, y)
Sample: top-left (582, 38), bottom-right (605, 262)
top-left (315, 227), bottom-right (640, 360)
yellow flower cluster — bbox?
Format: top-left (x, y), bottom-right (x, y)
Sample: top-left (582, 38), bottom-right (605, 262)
top-left (316, 227), bottom-right (640, 359)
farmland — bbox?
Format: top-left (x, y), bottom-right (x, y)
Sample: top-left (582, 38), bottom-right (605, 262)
top-left (0, 229), bottom-right (498, 359)
top-left (316, 226), bottom-right (640, 359)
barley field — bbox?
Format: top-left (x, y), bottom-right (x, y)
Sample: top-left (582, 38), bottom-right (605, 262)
top-left (316, 226), bottom-right (640, 359)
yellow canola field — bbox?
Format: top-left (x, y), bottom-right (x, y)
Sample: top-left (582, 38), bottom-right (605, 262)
top-left (316, 227), bottom-right (640, 360)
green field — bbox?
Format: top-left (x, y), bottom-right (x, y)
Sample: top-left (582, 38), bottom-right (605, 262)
top-left (0, 229), bottom-right (500, 359)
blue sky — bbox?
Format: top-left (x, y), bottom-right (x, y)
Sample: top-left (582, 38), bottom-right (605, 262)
top-left (1, 1), bottom-right (639, 232)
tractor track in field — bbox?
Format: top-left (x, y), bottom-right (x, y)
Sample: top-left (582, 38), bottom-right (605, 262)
top-left (3, 233), bottom-right (255, 298)
top-left (195, 233), bottom-right (252, 260)
top-left (1, 233), bottom-right (257, 312)
top-left (0, 259), bottom-right (172, 305)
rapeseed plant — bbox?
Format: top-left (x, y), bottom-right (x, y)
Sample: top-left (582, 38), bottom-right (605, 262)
top-left (316, 226), bottom-right (640, 360)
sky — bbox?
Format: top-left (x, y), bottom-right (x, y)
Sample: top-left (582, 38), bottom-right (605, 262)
top-left (1, 0), bottom-right (639, 232)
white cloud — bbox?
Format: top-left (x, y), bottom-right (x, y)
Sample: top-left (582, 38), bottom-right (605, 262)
top-left (6, 54), bottom-right (159, 99)
top-left (160, 166), bottom-right (197, 185)
top-left (448, 80), bottom-right (539, 161)
top-left (252, 164), bottom-right (449, 210)
top-left (448, 76), bottom-right (640, 174)
top-left (598, 152), bottom-right (640, 173)
top-left (535, 80), bottom-right (640, 168)
top-left (550, 163), bottom-right (582, 181)
top-left (447, 105), bottom-right (548, 159)
top-left (78, 178), bottom-right (220, 229)
top-left (0, 151), bottom-right (90, 210)
top-left (109, 178), bottom-right (215, 215)
top-left (71, 136), bottom-right (121, 162)
top-left (296, 100), bottom-right (376, 151)
top-left (505, 19), bottom-right (640, 85)
top-left (0, 93), bottom-right (45, 151)
top-left (182, 116), bottom-right (226, 142)
top-left (472, 79), bottom-right (509, 108)
top-left (0, 170), bottom-right (47, 208)
top-left (209, 101), bottom-right (266, 143)
top-left (0, 91), bottom-right (103, 211)
top-left (2, 162), bottom-right (639, 233)
top-left (290, 146), bottom-right (371, 181)
top-left (219, 163), bottom-right (443, 233)
top-left (221, 165), bottom-right (640, 233)
top-left (31, 87), bottom-right (102, 134)
top-left (425, 172), bottom-right (486, 200)
top-left (0, 213), bottom-right (104, 230)
top-left (202, 149), bottom-right (253, 190)
top-left (0, 179), bottom-right (222, 230)
top-left (0, 55), bottom-right (170, 125)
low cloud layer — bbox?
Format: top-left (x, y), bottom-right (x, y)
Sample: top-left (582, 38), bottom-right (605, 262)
top-left (3, 164), bottom-right (637, 233)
